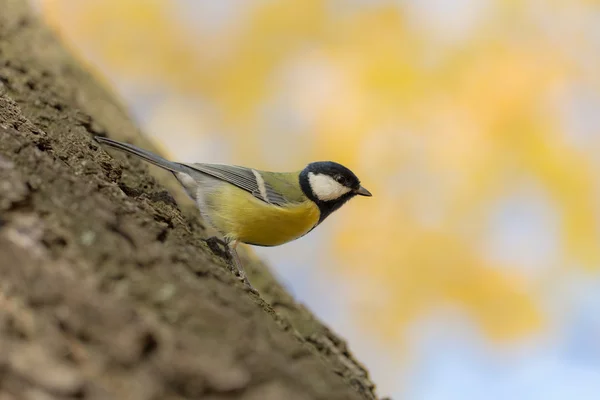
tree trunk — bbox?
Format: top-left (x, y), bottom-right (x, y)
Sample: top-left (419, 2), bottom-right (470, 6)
top-left (0, 1), bottom-right (380, 399)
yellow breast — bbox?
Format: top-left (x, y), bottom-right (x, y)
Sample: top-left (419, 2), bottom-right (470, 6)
top-left (203, 184), bottom-right (320, 246)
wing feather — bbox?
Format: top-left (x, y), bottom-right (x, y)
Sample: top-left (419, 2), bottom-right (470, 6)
top-left (185, 163), bottom-right (289, 206)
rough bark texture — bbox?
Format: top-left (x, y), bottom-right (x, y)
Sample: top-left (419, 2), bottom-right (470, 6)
top-left (0, 1), bottom-right (381, 399)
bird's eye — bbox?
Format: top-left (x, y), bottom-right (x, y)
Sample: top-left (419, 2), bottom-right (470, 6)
top-left (334, 175), bottom-right (345, 184)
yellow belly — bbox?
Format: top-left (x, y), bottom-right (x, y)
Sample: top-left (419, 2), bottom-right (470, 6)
top-left (203, 184), bottom-right (320, 246)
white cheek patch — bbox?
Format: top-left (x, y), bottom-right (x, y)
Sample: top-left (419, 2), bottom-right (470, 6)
top-left (308, 172), bottom-right (352, 201)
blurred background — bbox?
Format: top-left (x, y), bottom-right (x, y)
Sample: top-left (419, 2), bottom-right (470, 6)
top-left (33, 1), bottom-right (600, 398)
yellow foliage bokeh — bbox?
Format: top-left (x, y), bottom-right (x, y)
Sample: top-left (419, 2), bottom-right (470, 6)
top-left (39, 0), bottom-right (600, 360)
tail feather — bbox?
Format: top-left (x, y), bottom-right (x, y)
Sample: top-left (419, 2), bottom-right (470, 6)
top-left (95, 136), bottom-right (187, 174)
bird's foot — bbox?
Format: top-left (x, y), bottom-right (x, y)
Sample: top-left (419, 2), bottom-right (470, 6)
top-left (204, 237), bottom-right (258, 293)
top-left (204, 236), bottom-right (230, 259)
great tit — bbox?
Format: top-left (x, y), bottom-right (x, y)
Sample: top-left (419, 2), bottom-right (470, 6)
top-left (95, 136), bottom-right (372, 289)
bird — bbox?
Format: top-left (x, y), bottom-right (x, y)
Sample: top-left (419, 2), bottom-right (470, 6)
top-left (95, 136), bottom-right (372, 290)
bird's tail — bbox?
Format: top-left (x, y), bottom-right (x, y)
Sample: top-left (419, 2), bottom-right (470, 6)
top-left (95, 136), bottom-right (187, 174)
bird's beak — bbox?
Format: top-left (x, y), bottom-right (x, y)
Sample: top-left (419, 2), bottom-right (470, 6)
top-left (355, 186), bottom-right (372, 197)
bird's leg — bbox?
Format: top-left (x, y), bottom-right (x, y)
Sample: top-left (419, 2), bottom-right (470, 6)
top-left (226, 239), bottom-right (257, 292)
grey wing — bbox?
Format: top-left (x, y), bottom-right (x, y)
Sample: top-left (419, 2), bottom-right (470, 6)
top-left (184, 163), bottom-right (289, 206)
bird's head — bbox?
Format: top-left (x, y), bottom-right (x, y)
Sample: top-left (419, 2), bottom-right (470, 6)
top-left (299, 161), bottom-right (371, 222)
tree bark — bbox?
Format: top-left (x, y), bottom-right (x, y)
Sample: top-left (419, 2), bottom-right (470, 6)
top-left (0, 1), bottom-right (380, 399)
